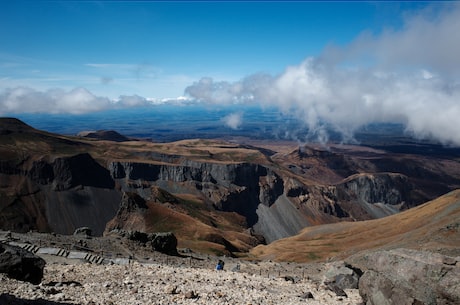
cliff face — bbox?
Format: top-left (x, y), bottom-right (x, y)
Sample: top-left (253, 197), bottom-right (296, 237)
top-left (108, 160), bottom-right (284, 229)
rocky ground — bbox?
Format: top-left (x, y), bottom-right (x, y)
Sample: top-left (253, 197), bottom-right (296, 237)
top-left (0, 260), bottom-right (362, 305)
top-left (0, 231), bottom-right (363, 305)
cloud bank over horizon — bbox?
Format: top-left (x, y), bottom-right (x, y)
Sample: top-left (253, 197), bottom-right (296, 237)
top-left (1, 3), bottom-right (460, 145)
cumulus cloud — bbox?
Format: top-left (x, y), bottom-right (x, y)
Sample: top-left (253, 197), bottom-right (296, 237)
top-left (0, 87), bottom-right (112, 115)
top-left (185, 3), bottom-right (460, 146)
top-left (0, 87), bottom-right (166, 115)
top-left (222, 112), bottom-right (243, 130)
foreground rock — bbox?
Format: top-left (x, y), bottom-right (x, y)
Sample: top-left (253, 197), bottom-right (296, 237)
top-left (348, 248), bottom-right (460, 305)
top-left (0, 243), bottom-right (46, 284)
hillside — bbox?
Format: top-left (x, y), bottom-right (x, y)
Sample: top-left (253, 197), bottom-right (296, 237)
top-left (251, 189), bottom-right (460, 262)
top-left (1, 117), bottom-right (460, 256)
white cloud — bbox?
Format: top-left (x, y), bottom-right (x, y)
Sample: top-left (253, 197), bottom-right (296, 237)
top-left (222, 112), bottom-right (243, 130)
top-left (116, 95), bottom-right (150, 107)
top-left (0, 86), bottom-right (194, 115)
top-left (0, 87), bottom-right (112, 115)
top-left (184, 3), bottom-right (460, 146)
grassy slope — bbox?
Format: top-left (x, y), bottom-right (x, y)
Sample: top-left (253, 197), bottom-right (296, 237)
top-left (251, 189), bottom-right (460, 262)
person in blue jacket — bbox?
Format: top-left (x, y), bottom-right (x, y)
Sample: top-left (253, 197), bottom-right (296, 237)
top-left (216, 260), bottom-right (224, 270)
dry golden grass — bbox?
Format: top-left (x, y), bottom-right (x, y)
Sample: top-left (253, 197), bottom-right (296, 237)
top-left (251, 189), bottom-right (460, 262)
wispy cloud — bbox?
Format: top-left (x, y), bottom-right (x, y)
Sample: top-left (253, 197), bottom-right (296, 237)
top-left (222, 112), bottom-right (243, 130)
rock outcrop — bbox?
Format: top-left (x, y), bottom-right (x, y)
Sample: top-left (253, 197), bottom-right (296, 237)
top-left (0, 243), bottom-right (46, 284)
top-left (348, 249), bottom-right (460, 305)
top-left (109, 229), bottom-right (178, 255)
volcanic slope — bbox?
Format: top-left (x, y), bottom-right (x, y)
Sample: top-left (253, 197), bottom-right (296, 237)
top-left (251, 189), bottom-right (460, 262)
top-left (2, 117), bottom-right (460, 256)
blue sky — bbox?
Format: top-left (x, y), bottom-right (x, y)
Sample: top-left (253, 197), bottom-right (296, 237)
top-left (1, 1), bottom-right (460, 145)
top-left (0, 1), bottom-right (428, 98)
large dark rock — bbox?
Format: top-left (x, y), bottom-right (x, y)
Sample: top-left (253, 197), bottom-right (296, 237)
top-left (0, 243), bottom-right (46, 284)
top-left (348, 249), bottom-right (460, 305)
top-left (109, 229), bottom-right (178, 255)
top-left (150, 232), bottom-right (178, 255)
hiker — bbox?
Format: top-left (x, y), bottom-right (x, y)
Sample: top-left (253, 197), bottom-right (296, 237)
top-left (215, 260), bottom-right (224, 270)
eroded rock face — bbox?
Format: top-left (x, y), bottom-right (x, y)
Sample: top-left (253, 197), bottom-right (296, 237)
top-left (0, 243), bottom-right (45, 284)
top-left (337, 173), bottom-right (412, 207)
top-left (348, 249), bottom-right (460, 305)
top-left (108, 161), bottom-right (284, 227)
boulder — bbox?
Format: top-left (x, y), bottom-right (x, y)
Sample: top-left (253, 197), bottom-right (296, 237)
top-left (348, 248), bottom-right (460, 305)
top-left (0, 243), bottom-right (46, 284)
top-left (150, 232), bottom-right (178, 255)
top-left (109, 229), bottom-right (178, 255)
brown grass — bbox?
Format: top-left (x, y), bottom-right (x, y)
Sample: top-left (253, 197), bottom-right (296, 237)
top-left (251, 189), bottom-right (460, 262)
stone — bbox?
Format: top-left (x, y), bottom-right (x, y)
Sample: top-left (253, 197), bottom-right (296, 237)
top-left (324, 262), bottom-right (361, 290)
top-left (299, 291), bottom-right (314, 299)
top-left (348, 248), bottom-right (460, 305)
top-left (335, 273), bottom-right (359, 290)
top-left (326, 282), bottom-right (348, 297)
top-left (164, 285), bottom-right (178, 294)
top-left (73, 227), bottom-right (92, 237)
top-left (0, 243), bottom-right (46, 284)
top-left (184, 290), bottom-right (198, 299)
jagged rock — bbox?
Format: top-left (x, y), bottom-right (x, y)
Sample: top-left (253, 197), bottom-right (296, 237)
top-left (348, 249), bottom-right (460, 305)
top-left (118, 192), bottom-right (148, 213)
top-left (0, 243), bottom-right (46, 284)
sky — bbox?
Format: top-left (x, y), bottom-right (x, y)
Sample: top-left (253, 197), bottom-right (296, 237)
top-left (1, 1), bottom-right (460, 145)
